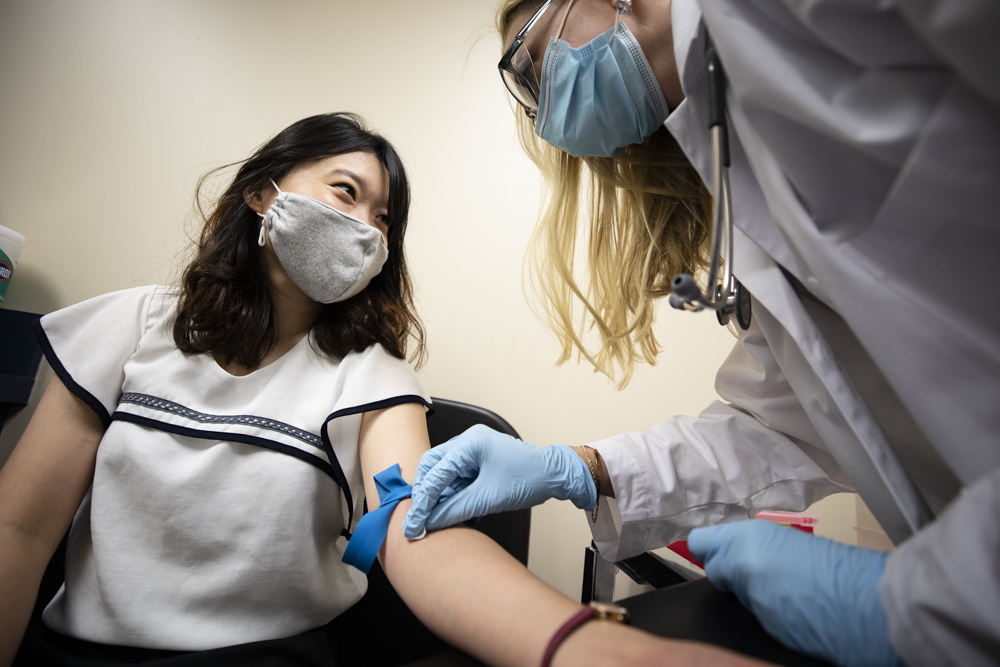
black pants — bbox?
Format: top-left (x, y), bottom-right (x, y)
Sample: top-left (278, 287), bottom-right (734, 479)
top-left (14, 624), bottom-right (338, 667)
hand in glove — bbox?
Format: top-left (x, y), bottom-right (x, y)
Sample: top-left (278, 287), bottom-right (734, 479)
top-left (404, 425), bottom-right (596, 539)
top-left (688, 520), bottom-right (900, 667)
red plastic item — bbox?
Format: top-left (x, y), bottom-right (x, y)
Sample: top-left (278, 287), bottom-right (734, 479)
top-left (666, 540), bottom-right (703, 569)
top-left (753, 510), bottom-right (817, 534)
top-left (666, 511), bottom-right (818, 569)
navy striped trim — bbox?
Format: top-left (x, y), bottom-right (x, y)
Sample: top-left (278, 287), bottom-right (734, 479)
top-left (326, 394), bottom-right (433, 422)
top-left (111, 412), bottom-right (338, 480)
top-left (113, 410), bottom-right (355, 537)
top-left (32, 319), bottom-right (112, 428)
top-left (119, 392), bottom-right (323, 451)
top-left (321, 426), bottom-right (355, 538)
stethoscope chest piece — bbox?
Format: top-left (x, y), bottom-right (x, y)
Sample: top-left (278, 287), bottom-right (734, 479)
top-left (716, 278), bottom-right (752, 330)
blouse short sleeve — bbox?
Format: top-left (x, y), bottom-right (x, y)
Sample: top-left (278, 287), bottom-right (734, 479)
top-left (328, 344), bottom-right (431, 419)
top-left (34, 285), bottom-right (161, 427)
top-left (320, 344), bottom-right (431, 534)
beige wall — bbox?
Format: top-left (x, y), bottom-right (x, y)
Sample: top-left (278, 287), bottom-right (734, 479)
top-left (0, 0), bottom-right (856, 600)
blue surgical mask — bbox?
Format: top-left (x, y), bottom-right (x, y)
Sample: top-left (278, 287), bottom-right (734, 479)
top-left (535, 22), bottom-right (669, 158)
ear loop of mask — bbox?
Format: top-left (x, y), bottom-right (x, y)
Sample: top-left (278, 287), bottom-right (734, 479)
top-left (614, 1), bottom-right (632, 34)
top-left (555, 0), bottom-right (576, 40)
top-left (555, 0), bottom-right (628, 43)
top-left (256, 179), bottom-right (283, 247)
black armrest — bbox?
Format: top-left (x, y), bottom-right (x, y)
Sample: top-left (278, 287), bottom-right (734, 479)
top-left (583, 542), bottom-right (700, 605)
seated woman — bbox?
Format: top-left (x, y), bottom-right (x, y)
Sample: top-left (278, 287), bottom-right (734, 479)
top-left (0, 113), bottom-right (760, 667)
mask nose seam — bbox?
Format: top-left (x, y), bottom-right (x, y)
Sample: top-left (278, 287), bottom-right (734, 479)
top-left (536, 37), bottom-right (562, 136)
top-left (325, 231), bottom-right (384, 303)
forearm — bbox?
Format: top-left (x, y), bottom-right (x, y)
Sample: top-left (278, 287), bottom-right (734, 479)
top-left (381, 499), bottom-right (767, 667)
top-left (364, 404), bottom-right (767, 665)
top-left (591, 406), bottom-right (844, 535)
top-left (0, 524), bottom-right (53, 666)
top-left (381, 498), bottom-right (578, 665)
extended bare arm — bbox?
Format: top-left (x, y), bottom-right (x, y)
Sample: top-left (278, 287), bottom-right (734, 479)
top-left (359, 403), bottom-right (767, 667)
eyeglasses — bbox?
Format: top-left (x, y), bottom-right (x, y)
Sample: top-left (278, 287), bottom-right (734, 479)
top-left (499, 0), bottom-right (631, 121)
top-left (498, 0), bottom-right (556, 120)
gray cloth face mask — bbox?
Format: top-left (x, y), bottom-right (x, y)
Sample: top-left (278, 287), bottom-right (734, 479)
top-left (257, 180), bottom-right (388, 304)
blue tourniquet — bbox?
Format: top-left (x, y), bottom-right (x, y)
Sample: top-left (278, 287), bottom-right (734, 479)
top-left (342, 464), bottom-right (412, 573)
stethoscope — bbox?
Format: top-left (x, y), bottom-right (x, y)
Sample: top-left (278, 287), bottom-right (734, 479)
top-left (668, 34), bottom-right (752, 330)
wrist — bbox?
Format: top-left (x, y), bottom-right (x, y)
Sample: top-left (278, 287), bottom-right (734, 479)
top-left (558, 445), bottom-right (597, 510)
top-left (549, 618), bottom-right (656, 667)
top-left (574, 446), bottom-right (599, 488)
top-left (545, 602), bottom-right (630, 667)
top-left (542, 606), bottom-right (593, 667)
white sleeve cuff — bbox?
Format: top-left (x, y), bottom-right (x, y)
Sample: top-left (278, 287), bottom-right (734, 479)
top-left (587, 495), bottom-right (624, 561)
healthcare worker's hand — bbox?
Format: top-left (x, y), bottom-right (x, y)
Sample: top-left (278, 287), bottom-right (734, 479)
top-left (403, 425), bottom-right (597, 539)
top-left (688, 520), bottom-right (900, 667)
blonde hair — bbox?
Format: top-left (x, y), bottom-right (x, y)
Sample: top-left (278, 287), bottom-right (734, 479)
top-left (497, 0), bottom-right (712, 388)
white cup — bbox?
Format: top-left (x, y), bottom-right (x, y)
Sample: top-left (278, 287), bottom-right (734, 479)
top-left (0, 224), bottom-right (25, 306)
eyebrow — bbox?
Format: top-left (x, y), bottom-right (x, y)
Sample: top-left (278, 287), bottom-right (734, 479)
top-left (329, 167), bottom-right (389, 213)
top-left (329, 168), bottom-right (368, 192)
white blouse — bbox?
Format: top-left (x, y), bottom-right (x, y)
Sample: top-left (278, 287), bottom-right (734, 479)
top-left (34, 285), bottom-right (430, 650)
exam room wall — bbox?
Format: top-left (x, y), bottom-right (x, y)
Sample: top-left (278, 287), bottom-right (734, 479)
top-left (0, 0), bottom-right (857, 600)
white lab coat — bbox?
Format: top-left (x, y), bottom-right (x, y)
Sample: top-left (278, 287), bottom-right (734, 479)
top-left (586, 1), bottom-right (1000, 664)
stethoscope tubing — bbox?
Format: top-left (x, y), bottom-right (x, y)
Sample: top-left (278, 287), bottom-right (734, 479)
top-left (706, 124), bottom-right (733, 308)
top-left (669, 31), bottom-right (749, 329)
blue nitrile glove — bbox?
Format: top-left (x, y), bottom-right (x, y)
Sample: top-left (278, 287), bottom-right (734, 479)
top-left (403, 424), bottom-right (597, 539)
top-left (688, 520), bottom-right (901, 667)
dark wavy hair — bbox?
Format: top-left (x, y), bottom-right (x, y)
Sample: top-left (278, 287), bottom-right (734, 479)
top-left (173, 112), bottom-right (425, 369)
